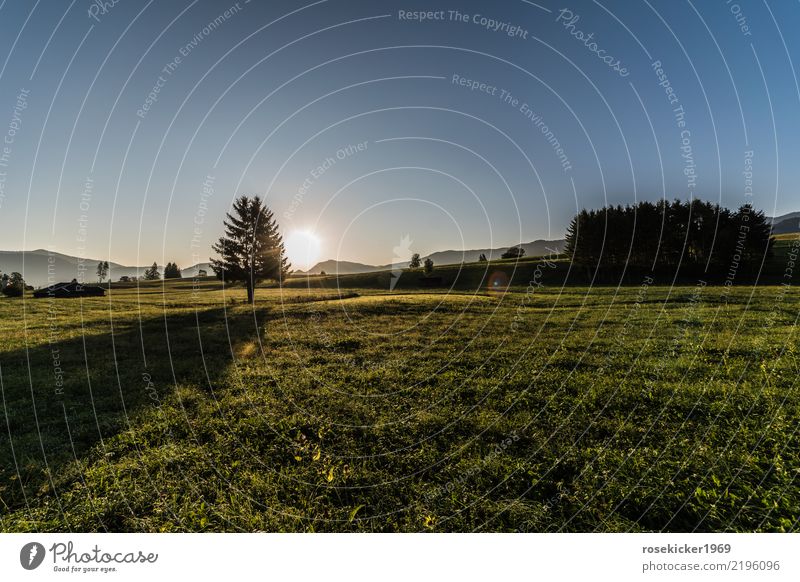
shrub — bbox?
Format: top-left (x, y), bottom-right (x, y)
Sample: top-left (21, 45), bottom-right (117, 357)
top-left (2, 284), bottom-right (23, 297)
top-left (423, 258), bottom-right (434, 275)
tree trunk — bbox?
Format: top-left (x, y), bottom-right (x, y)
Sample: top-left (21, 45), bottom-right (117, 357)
top-left (246, 280), bottom-right (254, 304)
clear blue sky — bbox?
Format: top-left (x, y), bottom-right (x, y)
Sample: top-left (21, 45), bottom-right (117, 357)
top-left (0, 0), bottom-right (798, 268)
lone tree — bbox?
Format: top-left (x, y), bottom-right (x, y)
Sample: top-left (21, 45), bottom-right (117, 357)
top-left (2, 272), bottom-right (24, 297)
top-left (409, 253), bottom-right (421, 269)
top-left (164, 262), bottom-right (182, 279)
top-left (96, 260), bottom-right (109, 283)
top-left (143, 262), bottom-right (160, 280)
top-left (478, 253), bottom-right (487, 262)
top-left (501, 245), bottom-right (526, 260)
top-left (423, 257), bottom-right (434, 275)
top-left (210, 195), bottom-right (290, 304)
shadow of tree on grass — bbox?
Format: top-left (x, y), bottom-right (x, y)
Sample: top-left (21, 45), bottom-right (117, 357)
top-left (0, 305), bottom-right (268, 530)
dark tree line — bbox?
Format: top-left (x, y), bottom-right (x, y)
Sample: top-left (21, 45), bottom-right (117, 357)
top-left (564, 200), bottom-right (773, 276)
top-left (164, 262), bottom-right (182, 279)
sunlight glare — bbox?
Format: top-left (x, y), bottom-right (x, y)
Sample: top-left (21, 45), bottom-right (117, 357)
top-left (285, 230), bottom-right (322, 271)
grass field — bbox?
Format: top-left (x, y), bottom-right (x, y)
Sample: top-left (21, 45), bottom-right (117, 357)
top-left (1, 265), bottom-right (799, 533)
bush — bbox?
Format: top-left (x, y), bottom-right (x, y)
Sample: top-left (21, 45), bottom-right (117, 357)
top-left (501, 246), bottom-right (525, 259)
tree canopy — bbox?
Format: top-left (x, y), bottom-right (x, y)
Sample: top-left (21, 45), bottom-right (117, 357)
top-left (96, 261), bottom-right (109, 283)
top-left (164, 262), bottom-right (182, 279)
top-left (564, 200), bottom-right (773, 277)
top-left (210, 195), bottom-right (289, 303)
top-left (1, 272), bottom-right (24, 297)
top-left (143, 262), bottom-right (160, 280)
top-left (501, 245), bottom-right (526, 260)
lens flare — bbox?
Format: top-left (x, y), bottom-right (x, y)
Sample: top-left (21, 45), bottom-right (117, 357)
top-left (284, 230), bottom-right (322, 271)
top-left (487, 271), bottom-right (509, 293)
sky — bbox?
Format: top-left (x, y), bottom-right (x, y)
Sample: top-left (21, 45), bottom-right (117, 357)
top-left (0, 0), bottom-right (798, 270)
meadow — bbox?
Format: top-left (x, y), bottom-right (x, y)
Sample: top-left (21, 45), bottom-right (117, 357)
top-left (1, 260), bottom-right (799, 532)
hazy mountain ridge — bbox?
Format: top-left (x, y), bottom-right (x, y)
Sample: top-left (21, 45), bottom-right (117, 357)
top-left (0, 249), bottom-right (210, 287)
top-left (769, 213), bottom-right (800, 234)
top-left (768, 212), bottom-right (800, 225)
top-left (300, 259), bottom-right (382, 275)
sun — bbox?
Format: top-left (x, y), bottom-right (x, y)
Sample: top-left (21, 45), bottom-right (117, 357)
top-left (284, 230), bottom-right (322, 271)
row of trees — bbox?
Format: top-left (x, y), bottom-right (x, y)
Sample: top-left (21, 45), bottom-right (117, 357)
top-left (408, 253), bottom-right (434, 274)
top-left (143, 262), bottom-right (181, 280)
top-left (564, 200), bottom-right (773, 274)
top-left (95, 261), bottom-right (184, 282)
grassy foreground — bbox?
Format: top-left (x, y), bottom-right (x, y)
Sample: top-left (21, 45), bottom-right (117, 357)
top-left (1, 277), bottom-right (798, 532)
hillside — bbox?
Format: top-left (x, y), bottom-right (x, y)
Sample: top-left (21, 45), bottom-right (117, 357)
top-left (770, 216), bottom-right (800, 234)
top-left (300, 259), bottom-right (379, 275)
top-left (768, 211), bottom-right (800, 225)
top-left (425, 239), bottom-right (565, 266)
top-left (302, 239), bottom-right (565, 275)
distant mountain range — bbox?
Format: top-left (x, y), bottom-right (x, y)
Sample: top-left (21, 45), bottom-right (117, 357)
top-left (768, 212), bottom-right (800, 234)
top-left (0, 249), bottom-right (210, 287)
top-left (301, 239), bottom-right (566, 275)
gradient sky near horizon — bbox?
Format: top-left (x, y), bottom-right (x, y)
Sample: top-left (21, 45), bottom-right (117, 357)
top-left (0, 0), bottom-right (798, 269)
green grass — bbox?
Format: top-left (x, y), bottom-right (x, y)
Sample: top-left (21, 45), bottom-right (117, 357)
top-left (1, 276), bottom-right (799, 532)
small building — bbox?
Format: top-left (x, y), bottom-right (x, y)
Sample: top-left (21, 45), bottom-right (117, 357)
top-left (33, 281), bottom-right (106, 298)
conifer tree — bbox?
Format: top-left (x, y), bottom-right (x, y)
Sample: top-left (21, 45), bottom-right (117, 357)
top-left (210, 195), bottom-right (289, 303)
